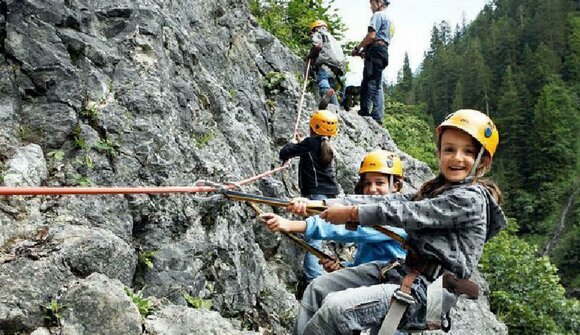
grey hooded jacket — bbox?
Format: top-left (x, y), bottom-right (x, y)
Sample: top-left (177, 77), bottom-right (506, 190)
top-left (325, 183), bottom-right (507, 279)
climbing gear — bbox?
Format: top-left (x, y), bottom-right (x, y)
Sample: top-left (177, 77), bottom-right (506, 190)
top-left (312, 29), bottom-right (346, 75)
top-left (309, 19), bottom-right (327, 31)
top-left (293, 59), bottom-right (311, 141)
top-left (246, 201), bottom-right (343, 269)
top-left (309, 110), bottom-right (338, 137)
top-left (436, 109), bottom-right (499, 158)
top-left (0, 165), bottom-right (291, 196)
top-left (358, 150), bottom-right (403, 176)
top-left (227, 191), bottom-right (407, 247)
top-left (379, 269), bottom-right (420, 335)
top-left (359, 150), bottom-right (403, 194)
top-left (378, 253), bottom-right (479, 335)
top-left (223, 190), bottom-right (327, 214)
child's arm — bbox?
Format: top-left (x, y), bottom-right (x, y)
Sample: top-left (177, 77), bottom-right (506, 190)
top-left (323, 185), bottom-right (487, 231)
top-left (259, 213), bottom-right (306, 233)
top-left (279, 137), bottom-right (313, 161)
top-left (324, 193), bottom-right (415, 206)
top-left (305, 215), bottom-right (407, 243)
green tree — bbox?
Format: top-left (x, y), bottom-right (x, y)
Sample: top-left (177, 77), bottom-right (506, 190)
top-left (479, 219), bottom-right (580, 334)
top-left (383, 102), bottom-right (438, 171)
top-left (249, 0), bottom-right (346, 55)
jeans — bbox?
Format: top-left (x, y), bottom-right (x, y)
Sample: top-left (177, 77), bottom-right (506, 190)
top-left (359, 44), bottom-right (389, 124)
top-left (316, 67), bottom-right (339, 106)
top-left (294, 261), bottom-right (400, 335)
top-left (303, 194), bottom-right (330, 282)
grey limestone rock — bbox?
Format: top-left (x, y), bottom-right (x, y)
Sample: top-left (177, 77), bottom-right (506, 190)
top-left (0, 0), bottom-right (507, 333)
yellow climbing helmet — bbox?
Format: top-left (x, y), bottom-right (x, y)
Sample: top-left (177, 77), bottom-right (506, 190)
top-left (436, 109), bottom-right (499, 157)
top-left (358, 150), bottom-right (403, 177)
top-left (309, 110), bottom-right (338, 137)
top-left (309, 20), bottom-right (327, 31)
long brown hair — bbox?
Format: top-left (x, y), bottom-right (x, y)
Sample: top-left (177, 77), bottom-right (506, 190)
top-left (319, 136), bottom-right (334, 166)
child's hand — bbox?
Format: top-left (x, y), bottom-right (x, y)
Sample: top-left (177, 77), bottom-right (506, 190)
top-left (320, 256), bottom-right (342, 273)
top-left (295, 132), bottom-right (304, 142)
top-left (319, 205), bottom-right (358, 224)
top-left (287, 197), bottom-right (310, 216)
top-left (259, 213), bottom-right (291, 233)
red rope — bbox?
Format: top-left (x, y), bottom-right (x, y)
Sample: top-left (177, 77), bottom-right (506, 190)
top-left (0, 164), bottom-right (291, 196)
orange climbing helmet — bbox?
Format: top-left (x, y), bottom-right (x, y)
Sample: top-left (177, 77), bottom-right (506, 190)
top-left (359, 150), bottom-right (403, 177)
top-left (309, 20), bottom-right (327, 32)
top-left (310, 110), bottom-right (338, 137)
top-left (436, 109), bottom-right (499, 157)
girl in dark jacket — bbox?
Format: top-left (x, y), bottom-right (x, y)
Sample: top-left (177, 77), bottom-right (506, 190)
top-left (279, 109), bottom-right (340, 284)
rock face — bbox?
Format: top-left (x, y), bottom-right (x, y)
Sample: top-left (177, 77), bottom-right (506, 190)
top-left (0, 0), bottom-right (506, 334)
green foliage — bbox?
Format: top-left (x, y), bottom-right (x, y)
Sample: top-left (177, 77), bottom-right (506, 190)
top-left (479, 219), bottom-right (580, 334)
top-left (95, 138), bottom-right (120, 157)
top-left (553, 190), bottom-right (580, 292)
top-left (183, 294), bottom-right (212, 310)
top-left (383, 101), bottom-right (438, 171)
top-left (249, 0), bottom-right (346, 55)
top-left (43, 299), bottom-right (65, 326)
top-left (81, 105), bottom-right (100, 122)
top-left (47, 150), bottom-right (65, 161)
top-left (75, 154), bottom-right (94, 169)
top-left (18, 126), bottom-right (37, 143)
top-left (138, 249), bottom-right (158, 269)
top-left (264, 71), bottom-right (286, 96)
top-left (74, 136), bottom-right (89, 151)
top-left (74, 175), bottom-right (93, 186)
top-left (266, 98), bottom-right (278, 110)
top-left (193, 130), bottom-right (214, 149)
top-left (125, 287), bottom-right (153, 317)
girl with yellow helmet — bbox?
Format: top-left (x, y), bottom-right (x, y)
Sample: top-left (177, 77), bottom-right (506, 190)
top-left (262, 150), bottom-right (407, 271)
top-left (279, 109), bottom-right (340, 284)
top-left (288, 109), bottom-right (507, 335)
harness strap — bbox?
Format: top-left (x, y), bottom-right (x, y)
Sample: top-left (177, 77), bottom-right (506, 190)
top-left (442, 273), bottom-right (479, 299)
top-left (378, 269), bottom-right (420, 335)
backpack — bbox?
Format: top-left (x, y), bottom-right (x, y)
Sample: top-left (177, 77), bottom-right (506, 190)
top-left (313, 29), bottom-right (345, 76)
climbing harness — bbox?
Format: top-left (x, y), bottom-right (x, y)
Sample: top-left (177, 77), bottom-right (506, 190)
top-left (378, 253), bottom-right (479, 335)
top-left (246, 201), bottom-right (343, 268)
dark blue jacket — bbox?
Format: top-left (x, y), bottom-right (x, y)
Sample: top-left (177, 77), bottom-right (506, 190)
top-left (279, 136), bottom-right (339, 197)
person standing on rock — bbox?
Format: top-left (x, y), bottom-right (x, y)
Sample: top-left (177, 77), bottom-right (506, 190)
top-left (287, 109), bottom-right (507, 335)
top-left (351, 0), bottom-right (394, 125)
top-left (307, 20), bottom-right (346, 110)
top-left (279, 109), bottom-right (340, 288)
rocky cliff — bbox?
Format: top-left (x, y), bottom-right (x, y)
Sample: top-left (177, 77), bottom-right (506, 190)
top-left (0, 0), bottom-right (506, 334)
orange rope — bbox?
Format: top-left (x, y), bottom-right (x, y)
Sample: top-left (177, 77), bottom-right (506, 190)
top-left (0, 164), bottom-right (291, 196)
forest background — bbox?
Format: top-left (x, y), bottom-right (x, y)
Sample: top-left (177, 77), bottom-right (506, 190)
top-left (249, 0), bottom-right (580, 333)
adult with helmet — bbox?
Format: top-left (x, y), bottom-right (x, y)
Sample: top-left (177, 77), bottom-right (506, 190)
top-left (307, 20), bottom-right (346, 109)
top-left (279, 109), bottom-right (340, 286)
top-left (351, 0), bottom-right (394, 125)
top-left (261, 150), bottom-right (407, 276)
top-left (288, 109), bottom-right (507, 335)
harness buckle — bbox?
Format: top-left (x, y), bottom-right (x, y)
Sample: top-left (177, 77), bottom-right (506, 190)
top-left (393, 289), bottom-right (415, 305)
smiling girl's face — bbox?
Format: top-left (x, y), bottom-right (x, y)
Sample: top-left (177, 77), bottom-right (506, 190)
top-left (438, 128), bottom-right (479, 183)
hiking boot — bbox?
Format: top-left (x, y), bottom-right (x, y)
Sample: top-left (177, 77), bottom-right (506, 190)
top-left (318, 88), bottom-right (336, 110)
